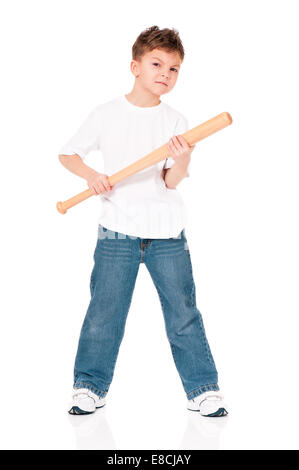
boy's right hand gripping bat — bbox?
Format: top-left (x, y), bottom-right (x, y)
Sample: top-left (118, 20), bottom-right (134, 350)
top-left (56, 112), bottom-right (232, 214)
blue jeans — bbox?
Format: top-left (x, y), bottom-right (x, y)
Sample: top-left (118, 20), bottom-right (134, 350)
top-left (74, 224), bottom-right (219, 400)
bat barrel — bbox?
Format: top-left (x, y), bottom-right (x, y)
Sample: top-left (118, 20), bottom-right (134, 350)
top-left (184, 112), bottom-right (232, 146)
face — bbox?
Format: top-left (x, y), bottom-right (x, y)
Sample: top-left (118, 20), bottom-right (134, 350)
top-left (132, 48), bottom-right (182, 96)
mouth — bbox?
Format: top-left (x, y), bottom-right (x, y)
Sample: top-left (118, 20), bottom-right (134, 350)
top-left (156, 81), bottom-right (168, 87)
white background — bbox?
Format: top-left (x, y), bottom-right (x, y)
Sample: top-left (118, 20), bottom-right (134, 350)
top-left (1, 0), bottom-right (298, 450)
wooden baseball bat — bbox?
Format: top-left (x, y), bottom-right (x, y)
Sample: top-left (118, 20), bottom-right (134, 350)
top-left (56, 111), bottom-right (232, 214)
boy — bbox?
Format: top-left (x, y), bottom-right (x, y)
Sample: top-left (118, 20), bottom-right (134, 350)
top-left (59, 26), bottom-right (228, 417)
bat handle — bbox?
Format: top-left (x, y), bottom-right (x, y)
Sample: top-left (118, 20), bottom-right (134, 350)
top-left (56, 188), bottom-right (94, 214)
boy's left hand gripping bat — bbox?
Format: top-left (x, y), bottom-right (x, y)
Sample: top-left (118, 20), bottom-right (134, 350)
top-left (56, 112), bottom-right (232, 214)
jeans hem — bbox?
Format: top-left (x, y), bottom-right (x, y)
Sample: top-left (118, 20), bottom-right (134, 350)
top-left (73, 381), bottom-right (108, 398)
top-left (187, 383), bottom-right (219, 400)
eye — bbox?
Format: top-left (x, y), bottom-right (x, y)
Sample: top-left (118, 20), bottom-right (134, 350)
top-left (153, 63), bottom-right (178, 73)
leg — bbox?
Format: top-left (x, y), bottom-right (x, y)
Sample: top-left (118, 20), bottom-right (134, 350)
top-left (144, 229), bottom-right (219, 400)
top-left (73, 225), bottom-right (140, 397)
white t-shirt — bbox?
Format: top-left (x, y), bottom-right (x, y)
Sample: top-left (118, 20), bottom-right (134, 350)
top-left (59, 95), bottom-right (190, 238)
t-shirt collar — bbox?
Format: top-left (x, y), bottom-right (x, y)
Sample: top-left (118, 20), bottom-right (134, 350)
top-left (120, 95), bottom-right (163, 111)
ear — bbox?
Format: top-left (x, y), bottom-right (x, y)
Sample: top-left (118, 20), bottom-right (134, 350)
top-left (130, 60), bottom-right (140, 78)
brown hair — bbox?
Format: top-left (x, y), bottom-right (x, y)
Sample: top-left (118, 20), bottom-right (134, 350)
top-left (132, 25), bottom-right (185, 63)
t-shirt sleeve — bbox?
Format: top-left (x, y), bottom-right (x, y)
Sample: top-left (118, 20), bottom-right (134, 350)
top-left (164, 115), bottom-right (190, 176)
top-left (58, 107), bottom-right (101, 160)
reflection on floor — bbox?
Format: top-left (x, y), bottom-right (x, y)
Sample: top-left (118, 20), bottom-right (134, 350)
top-left (68, 406), bottom-right (229, 450)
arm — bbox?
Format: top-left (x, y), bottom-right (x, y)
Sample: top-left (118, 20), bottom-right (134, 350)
top-left (58, 153), bottom-right (98, 181)
top-left (162, 135), bottom-right (195, 189)
top-left (58, 107), bottom-right (112, 194)
top-left (58, 154), bottom-right (112, 194)
top-left (162, 162), bottom-right (189, 189)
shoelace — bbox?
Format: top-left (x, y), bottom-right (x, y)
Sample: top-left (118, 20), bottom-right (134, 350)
top-left (72, 389), bottom-right (90, 400)
top-left (72, 389), bottom-right (99, 407)
top-left (195, 393), bottom-right (224, 406)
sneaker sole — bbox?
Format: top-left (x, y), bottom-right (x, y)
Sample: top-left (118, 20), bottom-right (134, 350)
top-left (202, 407), bottom-right (228, 417)
top-left (68, 404), bottom-right (106, 415)
top-left (187, 406), bottom-right (228, 417)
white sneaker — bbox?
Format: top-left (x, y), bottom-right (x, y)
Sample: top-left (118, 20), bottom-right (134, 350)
top-left (187, 391), bottom-right (228, 417)
top-left (68, 388), bottom-right (106, 415)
